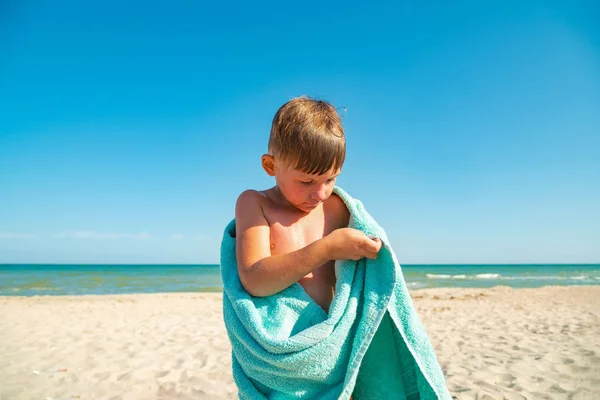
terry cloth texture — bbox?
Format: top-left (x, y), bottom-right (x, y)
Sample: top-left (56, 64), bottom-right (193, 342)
top-left (220, 187), bottom-right (451, 400)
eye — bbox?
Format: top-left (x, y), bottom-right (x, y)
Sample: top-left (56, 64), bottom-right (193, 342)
top-left (300, 180), bottom-right (312, 186)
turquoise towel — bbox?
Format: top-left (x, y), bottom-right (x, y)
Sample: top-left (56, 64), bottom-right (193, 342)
top-left (220, 187), bottom-right (451, 400)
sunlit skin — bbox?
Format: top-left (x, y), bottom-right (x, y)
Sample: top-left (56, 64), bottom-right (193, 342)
top-left (262, 153), bottom-right (341, 213)
top-left (260, 153), bottom-right (345, 312)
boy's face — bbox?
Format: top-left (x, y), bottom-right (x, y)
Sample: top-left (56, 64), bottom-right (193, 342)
top-left (262, 154), bottom-right (341, 213)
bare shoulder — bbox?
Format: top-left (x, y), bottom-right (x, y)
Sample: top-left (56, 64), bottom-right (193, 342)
top-left (235, 190), bottom-right (268, 225)
top-left (236, 189), bottom-right (265, 208)
top-left (325, 192), bottom-right (350, 228)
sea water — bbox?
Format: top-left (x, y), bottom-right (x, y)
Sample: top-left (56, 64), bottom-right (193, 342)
top-left (1, 263), bottom-right (598, 296)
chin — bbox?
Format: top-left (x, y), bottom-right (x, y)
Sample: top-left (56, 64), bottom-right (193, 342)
top-left (302, 202), bottom-right (320, 211)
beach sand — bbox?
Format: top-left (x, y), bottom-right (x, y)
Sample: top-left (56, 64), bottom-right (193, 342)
top-left (1, 286), bottom-right (599, 399)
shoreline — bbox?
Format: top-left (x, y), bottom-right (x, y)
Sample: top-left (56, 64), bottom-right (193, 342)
top-left (2, 286), bottom-right (599, 399)
top-left (2, 283), bottom-right (600, 299)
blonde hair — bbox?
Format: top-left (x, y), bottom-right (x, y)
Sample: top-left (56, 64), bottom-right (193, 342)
top-left (269, 96), bottom-right (346, 175)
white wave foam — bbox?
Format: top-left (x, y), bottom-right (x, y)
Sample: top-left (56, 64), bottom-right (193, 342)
top-left (570, 275), bottom-right (588, 280)
top-left (407, 281), bottom-right (426, 289)
top-left (426, 274), bottom-right (470, 279)
top-left (423, 272), bottom-right (598, 282)
top-left (476, 273), bottom-right (501, 279)
top-left (504, 276), bottom-right (567, 280)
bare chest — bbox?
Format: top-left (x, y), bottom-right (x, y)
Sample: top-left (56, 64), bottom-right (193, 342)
top-left (260, 195), bottom-right (349, 312)
top-left (264, 205), bottom-right (338, 283)
top-left (269, 211), bottom-right (337, 312)
top-left (265, 205), bottom-right (335, 257)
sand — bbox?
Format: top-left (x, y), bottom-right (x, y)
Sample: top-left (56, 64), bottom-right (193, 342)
top-left (1, 286), bottom-right (599, 400)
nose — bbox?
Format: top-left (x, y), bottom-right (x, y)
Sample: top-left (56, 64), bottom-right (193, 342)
top-left (312, 185), bottom-right (328, 202)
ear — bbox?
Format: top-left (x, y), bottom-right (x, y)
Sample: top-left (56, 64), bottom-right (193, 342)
top-left (261, 154), bottom-right (276, 176)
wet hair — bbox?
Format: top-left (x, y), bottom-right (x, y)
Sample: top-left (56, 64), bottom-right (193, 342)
top-left (269, 96), bottom-right (345, 175)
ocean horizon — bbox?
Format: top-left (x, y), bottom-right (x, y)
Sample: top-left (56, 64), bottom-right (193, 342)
top-left (1, 263), bottom-right (599, 296)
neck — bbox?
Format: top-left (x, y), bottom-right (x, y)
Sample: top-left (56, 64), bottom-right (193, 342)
top-left (271, 186), bottom-right (311, 215)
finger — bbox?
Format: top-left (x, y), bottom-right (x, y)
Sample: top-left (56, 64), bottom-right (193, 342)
top-left (363, 237), bottom-right (382, 252)
top-left (363, 248), bottom-right (378, 259)
top-left (373, 237), bottom-right (383, 251)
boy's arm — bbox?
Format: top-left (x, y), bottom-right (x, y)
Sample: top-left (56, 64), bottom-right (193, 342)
top-left (235, 190), bottom-right (331, 297)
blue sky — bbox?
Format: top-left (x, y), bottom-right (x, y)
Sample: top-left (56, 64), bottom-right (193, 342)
top-left (1, 1), bottom-right (599, 264)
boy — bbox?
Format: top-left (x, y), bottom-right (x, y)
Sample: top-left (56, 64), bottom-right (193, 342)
top-left (235, 96), bottom-right (382, 314)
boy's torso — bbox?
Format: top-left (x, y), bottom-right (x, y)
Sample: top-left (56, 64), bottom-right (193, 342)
top-left (260, 189), bottom-right (349, 312)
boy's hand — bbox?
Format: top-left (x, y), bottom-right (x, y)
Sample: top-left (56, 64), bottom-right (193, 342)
top-left (324, 228), bottom-right (382, 261)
